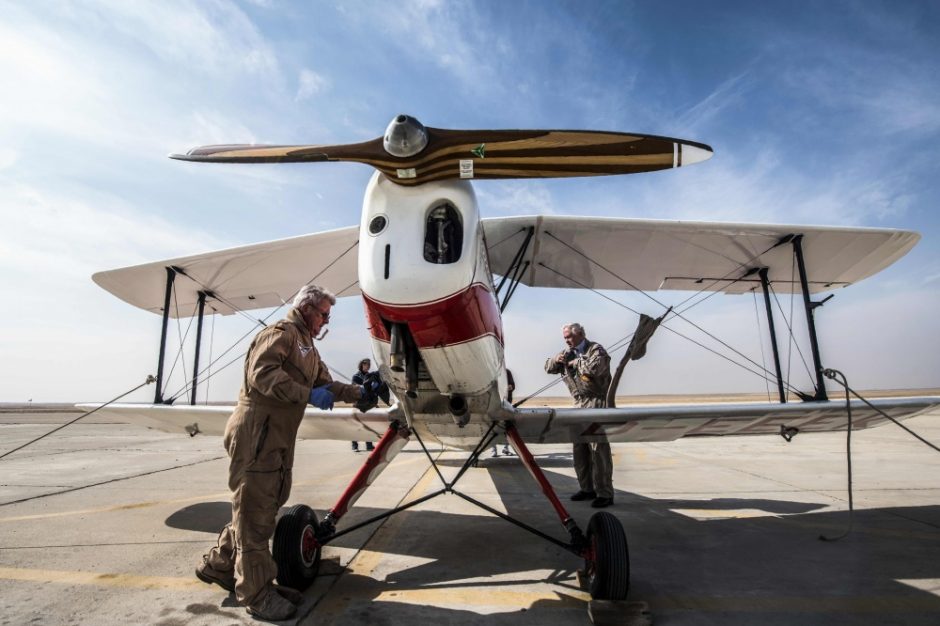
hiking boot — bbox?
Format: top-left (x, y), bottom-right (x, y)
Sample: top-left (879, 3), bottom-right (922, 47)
top-left (273, 584), bottom-right (304, 605)
top-left (246, 589), bottom-right (296, 621)
top-left (195, 555), bottom-right (235, 593)
top-left (570, 490), bottom-right (596, 501)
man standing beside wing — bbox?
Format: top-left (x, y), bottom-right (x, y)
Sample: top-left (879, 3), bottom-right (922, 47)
top-left (195, 285), bottom-right (379, 621)
top-left (545, 322), bottom-right (614, 508)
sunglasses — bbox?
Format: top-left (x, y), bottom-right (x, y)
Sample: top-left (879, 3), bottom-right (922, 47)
top-left (309, 305), bottom-right (330, 322)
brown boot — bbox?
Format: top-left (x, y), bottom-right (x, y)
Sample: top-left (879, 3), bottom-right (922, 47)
top-left (195, 554), bottom-right (235, 593)
top-left (246, 588), bottom-right (296, 621)
top-left (273, 584), bottom-right (304, 605)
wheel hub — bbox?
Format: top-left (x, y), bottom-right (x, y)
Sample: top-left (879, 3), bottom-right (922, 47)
top-left (301, 524), bottom-right (317, 567)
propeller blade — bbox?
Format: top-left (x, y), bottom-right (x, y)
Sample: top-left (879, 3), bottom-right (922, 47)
top-left (170, 116), bottom-right (713, 186)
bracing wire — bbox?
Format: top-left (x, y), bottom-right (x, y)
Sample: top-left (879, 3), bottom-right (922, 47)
top-left (538, 262), bottom-right (805, 395)
top-left (770, 283), bottom-right (814, 385)
top-left (752, 291), bottom-right (772, 403)
top-left (0, 376), bottom-right (156, 460)
top-left (163, 240), bottom-right (359, 404)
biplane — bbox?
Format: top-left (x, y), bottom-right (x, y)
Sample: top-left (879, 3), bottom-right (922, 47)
top-left (89, 115), bottom-right (940, 601)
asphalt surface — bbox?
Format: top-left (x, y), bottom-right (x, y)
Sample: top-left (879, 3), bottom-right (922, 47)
top-left (1, 404), bottom-right (939, 625)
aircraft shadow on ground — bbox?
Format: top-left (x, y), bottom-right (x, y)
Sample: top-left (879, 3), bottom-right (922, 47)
top-left (165, 461), bottom-right (940, 623)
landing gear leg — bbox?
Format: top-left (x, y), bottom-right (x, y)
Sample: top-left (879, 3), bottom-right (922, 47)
top-left (271, 421), bottom-right (411, 589)
top-left (504, 425), bottom-right (630, 601)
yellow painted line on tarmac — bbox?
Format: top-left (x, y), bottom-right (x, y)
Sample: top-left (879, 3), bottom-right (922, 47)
top-left (0, 566), bottom-right (209, 590)
top-left (375, 587), bottom-right (590, 608)
top-left (317, 457), bottom-right (445, 621)
top-left (346, 464), bottom-right (442, 578)
top-left (0, 491), bottom-right (231, 523)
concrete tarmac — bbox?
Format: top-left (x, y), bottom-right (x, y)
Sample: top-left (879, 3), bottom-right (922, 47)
top-left (1, 405), bottom-right (939, 625)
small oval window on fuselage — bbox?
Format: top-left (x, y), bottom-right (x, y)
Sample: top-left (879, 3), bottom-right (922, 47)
top-left (368, 214), bottom-right (388, 236)
top-left (423, 203), bottom-right (462, 264)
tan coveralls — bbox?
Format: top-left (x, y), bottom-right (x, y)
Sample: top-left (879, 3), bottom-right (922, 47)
top-left (205, 307), bottom-right (361, 606)
top-left (544, 340), bottom-right (614, 499)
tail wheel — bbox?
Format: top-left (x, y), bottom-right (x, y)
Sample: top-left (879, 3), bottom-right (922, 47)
top-left (273, 504), bottom-right (321, 590)
top-left (584, 511), bottom-right (630, 600)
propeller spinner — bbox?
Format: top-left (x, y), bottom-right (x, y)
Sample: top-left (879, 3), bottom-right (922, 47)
top-left (170, 114), bottom-right (713, 185)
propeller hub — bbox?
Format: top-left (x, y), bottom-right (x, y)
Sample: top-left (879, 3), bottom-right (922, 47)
top-left (383, 114), bottom-right (428, 158)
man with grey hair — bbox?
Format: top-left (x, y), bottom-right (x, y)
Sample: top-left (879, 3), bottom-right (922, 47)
top-left (196, 284), bottom-right (374, 620)
top-left (545, 322), bottom-right (614, 508)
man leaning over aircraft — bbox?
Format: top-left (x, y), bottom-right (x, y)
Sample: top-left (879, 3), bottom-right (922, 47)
top-left (195, 284), bottom-right (380, 621)
top-left (545, 322), bottom-right (614, 508)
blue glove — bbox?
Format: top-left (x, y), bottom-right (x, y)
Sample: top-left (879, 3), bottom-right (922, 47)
top-left (308, 385), bottom-right (334, 410)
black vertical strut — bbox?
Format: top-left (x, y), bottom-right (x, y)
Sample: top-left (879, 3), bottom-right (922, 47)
top-left (791, 236), bottom-right (828, 401)
top-left (154, 266), bottom-right (177, 404)
top-left (190, 290), bottom-right (208, 406)
top-left (758, 268), bottom-right (786, 403)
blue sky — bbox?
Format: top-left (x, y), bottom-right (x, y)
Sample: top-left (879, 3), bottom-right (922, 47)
top-left (1, 0), bottom-right (938, 402)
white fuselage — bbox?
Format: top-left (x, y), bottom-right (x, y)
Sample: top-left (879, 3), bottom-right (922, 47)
top-left (357, 172), bottom-right (509, 430)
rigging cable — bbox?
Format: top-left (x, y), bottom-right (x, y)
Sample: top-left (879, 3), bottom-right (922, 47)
top-left (542, 233), bottom-right (802, 389)
top-left (818, 368), bottom-right (940, 542)
top-left (0, 376), bottom-right (156, 460)
top-left (538, 262), bottom-right (806, 396)
top-left (752, 291), bottom-right (773, 403)
top-left (164, 281), bottom-right (195, 394)
top-left (769, 282), bottom-right (814, 387)
top-left (163, 240), bottom-right (360, 403)
top-left (818, 368), bottom-right (854, 542)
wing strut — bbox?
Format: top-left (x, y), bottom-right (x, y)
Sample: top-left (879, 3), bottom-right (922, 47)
top-left (190, 290), bottom-right (209, 405)
top-left (495, 226), bottom-right (535, 313)
top-left (758, 268), bottom-right (787, 403)
top-left (792, 235), bottom-right (829, 401)
top-left (154, 266), bottom-right (178, 404)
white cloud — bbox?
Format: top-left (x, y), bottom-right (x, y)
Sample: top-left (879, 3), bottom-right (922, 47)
top-left (0, 149), bottom-right (18, 171)
top-left (80, 0), bottom-right (279, 77)
top-left (296, 68), bottom-right (330, 102)
top-left (476, 182), bottom-right (557, 217)
top-left (674, 70), bottom-right (755, 136)
top-left (0, 180), bottom-right (232, 289)
top-left (352, 0), bottom-right (504, 89)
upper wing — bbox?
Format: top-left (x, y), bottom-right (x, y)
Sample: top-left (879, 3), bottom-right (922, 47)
top-left (509, 396), bottom-right (940, 443)
top-left (80, 403), bottom-right (401, 441)
top-left (483, 216), bottom-right (919, 294)
top-left (92, 226), bottom-right (360, 317)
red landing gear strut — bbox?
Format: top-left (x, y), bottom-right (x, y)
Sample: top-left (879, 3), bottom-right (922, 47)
top-left (272, 419), bottom-right (629, 600)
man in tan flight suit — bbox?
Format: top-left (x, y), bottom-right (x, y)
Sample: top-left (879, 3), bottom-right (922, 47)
top-left (544, 322), bottom-right (615, 508)
top-left (195, 285), bottom-right (367, 620)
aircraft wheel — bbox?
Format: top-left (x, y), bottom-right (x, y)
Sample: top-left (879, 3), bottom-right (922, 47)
top-left (273, 504), bottom-right (321, 590)
top-left (584, 511), bottom-right (629, 600)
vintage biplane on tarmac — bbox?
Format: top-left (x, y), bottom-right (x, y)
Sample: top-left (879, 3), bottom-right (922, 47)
top-left (90, 115), bottom-right (940, 601)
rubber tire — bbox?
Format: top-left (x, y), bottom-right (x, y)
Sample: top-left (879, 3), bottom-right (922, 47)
top-left (272, 504), bottom-right (321, 590)
top-left (585, 511), bottom-right (630, 600)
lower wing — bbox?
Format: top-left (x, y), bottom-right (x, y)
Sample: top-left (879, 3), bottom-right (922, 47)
top-left (79, 403), bottom-right (402, 441)
top-left (509, 396), bottom-right (940, 443)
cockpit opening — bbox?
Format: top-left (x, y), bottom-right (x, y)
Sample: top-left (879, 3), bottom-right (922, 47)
top-left (423, 203), bottom-right (463, 264)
